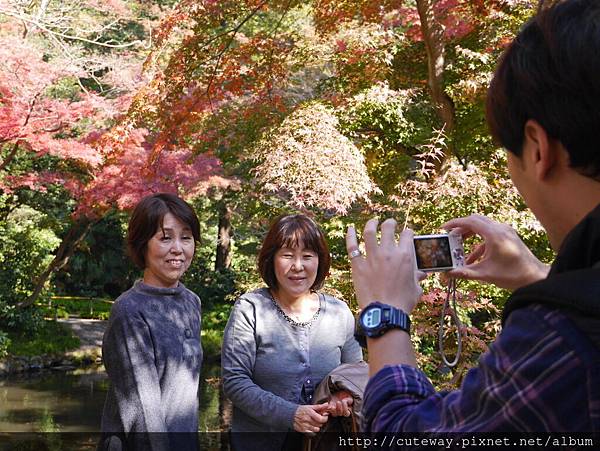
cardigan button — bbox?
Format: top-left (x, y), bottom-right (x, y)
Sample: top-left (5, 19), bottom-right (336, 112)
top-left (185, 329), bottom-right (192, 339)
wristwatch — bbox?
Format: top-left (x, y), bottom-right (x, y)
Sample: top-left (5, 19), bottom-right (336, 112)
top-left (354, 302), bottom-right (411, 348)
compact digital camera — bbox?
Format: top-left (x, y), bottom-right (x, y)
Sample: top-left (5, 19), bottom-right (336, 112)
top-left (413, 232), bottom-right (465, 272)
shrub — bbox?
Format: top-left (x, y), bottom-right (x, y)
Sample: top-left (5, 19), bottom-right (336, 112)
top-left (0, 330), bottom-right (11, 358)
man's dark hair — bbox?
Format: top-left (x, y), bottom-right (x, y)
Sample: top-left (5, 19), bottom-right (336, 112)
top-left (486, 0), bottom-right (600, 179)
top-left (127, 193), bottom-right (200, 269)
top-left (257, 214), bottom-right (331, 291)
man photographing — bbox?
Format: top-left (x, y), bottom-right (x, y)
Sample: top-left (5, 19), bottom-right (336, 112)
top-left (347, 0), bottom-right (600, 433)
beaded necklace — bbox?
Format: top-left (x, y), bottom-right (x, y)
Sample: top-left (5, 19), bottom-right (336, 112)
top-left (269, 291), bottom-right (321, 327)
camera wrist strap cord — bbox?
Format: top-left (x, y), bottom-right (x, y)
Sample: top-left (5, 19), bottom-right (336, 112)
top-left (438, 278), bottom-right (463, 368)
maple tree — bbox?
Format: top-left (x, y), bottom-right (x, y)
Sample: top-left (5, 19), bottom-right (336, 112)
top-left (0, 3), bottom-right (223, 312)
top-left (252, 102), bottom-right (377, 214)
top-left (1, 0), bottom-right (550, 388)
top-left (124, 0), bottom-right (535, 200)
top-left (122, 0), bottom-right (546, 385)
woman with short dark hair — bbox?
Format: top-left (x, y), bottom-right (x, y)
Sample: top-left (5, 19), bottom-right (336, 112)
top-left (98, 193), bottom-right (202, 451)
top-left (222, 214), bottom-right (362, 451)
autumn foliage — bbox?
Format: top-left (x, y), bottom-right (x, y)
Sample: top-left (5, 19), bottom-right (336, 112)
top-left (1, 0), bottom-right (550, 386)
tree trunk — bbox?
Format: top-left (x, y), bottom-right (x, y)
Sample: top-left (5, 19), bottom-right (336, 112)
top-left (215, 201), bottom-right (233, 271)
top-left (0, 141), bottom-right (20, 172)
top-left (18, 217), bottom-right (95, 309)
top-left (416, 0), bottom-right (456, 169)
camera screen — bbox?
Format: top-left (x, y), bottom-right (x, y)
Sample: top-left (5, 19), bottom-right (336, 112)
top-left (414, 236), bottom-right (452, 270)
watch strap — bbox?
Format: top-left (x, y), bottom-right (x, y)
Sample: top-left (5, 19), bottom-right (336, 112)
top-left (355, 302), bottom-right (411, 348)
top-left (387, 304), bottom-right (410, 334)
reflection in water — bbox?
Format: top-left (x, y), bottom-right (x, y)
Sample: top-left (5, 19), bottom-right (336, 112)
top-left (0, 366), bottom-right (109, 433)
top-left (0, 361), bottom-right (222, 448)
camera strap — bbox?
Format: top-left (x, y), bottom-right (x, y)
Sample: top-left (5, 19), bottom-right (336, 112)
top-left (438, 278), bottom-right (462, 367)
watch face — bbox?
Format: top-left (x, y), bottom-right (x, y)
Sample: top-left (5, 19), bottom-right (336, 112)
top-left (362, 308), bottom-right (381, 328)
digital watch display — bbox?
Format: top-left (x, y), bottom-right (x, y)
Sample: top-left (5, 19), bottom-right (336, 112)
top-left (355, 302), bottom-right (411, 348)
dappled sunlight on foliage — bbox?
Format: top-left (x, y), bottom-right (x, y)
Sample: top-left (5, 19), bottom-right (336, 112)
top-left (0, 0), bottom-right (550, 396)
top-left (411, 283), bottom-right (501, 388)
top-left (338, 82), bottom-right (438, 193)
top-left (253, 102), bottom-right (378, 214)
top-left (79, 128), bottom-right (225, 216)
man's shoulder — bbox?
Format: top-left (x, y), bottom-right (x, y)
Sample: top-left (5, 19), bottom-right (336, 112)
top-left (503, 267), bottom-right (600, 325)
top-left (497, 303), bottom-right (600, 368)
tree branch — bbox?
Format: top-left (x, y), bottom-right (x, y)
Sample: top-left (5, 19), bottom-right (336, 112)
top-left (0, 92), bottom-right (40, 171)
top-left (205, 0), bottom-right (270, 107)
top-left (263, 0), bottom-right (295, 101)
top-left (18, 217), bottom-right (96, 309)
top-left (0, 7), bottom-right (146, 49)
top-left (416, 0), bottom-right (456, 169)
top-left (0, 141), bottom-right (21, 172)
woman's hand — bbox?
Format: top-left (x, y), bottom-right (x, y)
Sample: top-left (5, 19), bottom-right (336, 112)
top-left (293, 403), bottom-right (329, 435)
top-left (443, 215), bottom-right (550, 291)
top-left (326, 390), bottom-right (353, 417)
top-left (346, 218), bottom-right (426, 313)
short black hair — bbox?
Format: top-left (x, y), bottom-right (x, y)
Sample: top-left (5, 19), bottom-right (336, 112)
top-left (127, 193), bottom-right (200, 269)
top-left (486, 0), bottom-right (600, 179)
top-left (257, 214), bottom-right (331, 291)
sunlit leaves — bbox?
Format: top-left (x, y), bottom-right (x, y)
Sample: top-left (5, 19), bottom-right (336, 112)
top-left (0, 33), bottom-right (112, 189)
top-left (253, 102), bottom-right (378, 213)
top-left (79, 128), bottom-right (224, 216)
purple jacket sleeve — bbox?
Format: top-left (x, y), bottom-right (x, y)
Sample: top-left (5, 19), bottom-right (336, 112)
top-left (362, 304), bottom-right (594, 432)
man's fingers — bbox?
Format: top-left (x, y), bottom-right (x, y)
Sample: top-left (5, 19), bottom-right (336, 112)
top-left (466, 243), bottom-right (485, 264)
top-left (443, 215), bottom-right (494, 238)
top-left (363, 218), bottom-right (380, 256)
top-left (447, 264), bottom-right (481, 281)
top-left (398, 228), bottom-right (415, 249)
top-left (346, 226), bottom-right (359, 256)
top-left (380, 218), bottom-right (398, 247)
top-left (309, 404), bottom-right (330, 423)
top-left (443, 222), bottom-right (476, 240)
top-left (313, 402), bottom-right (329, 411)
top-left (399, 228), bottom-right (418, 270)
top-left (442, 225), bottom-right (468, 236)
top-left (312, 414), bottom-right (328, 425)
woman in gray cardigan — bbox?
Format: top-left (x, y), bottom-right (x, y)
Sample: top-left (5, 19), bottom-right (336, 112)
top-left (222, 214), bottom-right (362, 451)
top-left (98, 193), bottom-right (203, 451)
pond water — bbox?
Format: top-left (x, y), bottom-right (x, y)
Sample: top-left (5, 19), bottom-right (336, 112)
top-left (0, 361), bottom-right (223, 449)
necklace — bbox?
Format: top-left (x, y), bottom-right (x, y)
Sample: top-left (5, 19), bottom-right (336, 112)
top-left (269, 291), bottom-right (321, 327)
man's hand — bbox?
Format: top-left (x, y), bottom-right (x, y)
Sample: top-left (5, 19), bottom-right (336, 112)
top-left (293, 403), bottom-right (329, 435)
top-left (443, 215), bottom-right (550, 291)
top-left (327, 390), bottom-right (353, 417)
top-left (346, 218), bottom-right (425, 313)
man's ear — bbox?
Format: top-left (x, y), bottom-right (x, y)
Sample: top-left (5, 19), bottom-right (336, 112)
top-left (523, 119), bottom-right (557, 180)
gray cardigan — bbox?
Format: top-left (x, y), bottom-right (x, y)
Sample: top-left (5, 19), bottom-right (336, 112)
top-left (221, 288), bottom-right (362, 450)
top-left (99, 280), bottom-right (202, 451)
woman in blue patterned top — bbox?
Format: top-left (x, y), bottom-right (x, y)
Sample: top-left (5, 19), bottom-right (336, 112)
top-left (98, 193), bottom-right (202, 451)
